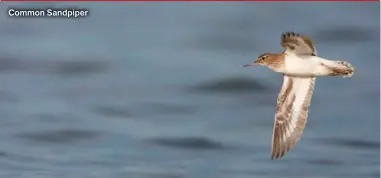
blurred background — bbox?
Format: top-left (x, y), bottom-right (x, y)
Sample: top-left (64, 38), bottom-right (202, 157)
top-left (0, 2), bottom-right (379, 178)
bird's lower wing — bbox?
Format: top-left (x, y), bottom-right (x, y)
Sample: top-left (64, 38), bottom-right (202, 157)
top-left (271, 76), bottom-right (316, 160)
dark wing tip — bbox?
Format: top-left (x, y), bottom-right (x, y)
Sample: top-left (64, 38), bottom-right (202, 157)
top-left (271, 152), bottom-right (277, 160)
top-left (271, 153), bottom-right (284, 160)
top-left (281, 32), bottom-right (302, 40)
top-left (281, 32), bottom-right (302, 48)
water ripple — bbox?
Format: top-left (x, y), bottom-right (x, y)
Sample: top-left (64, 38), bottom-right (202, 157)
top-left (316, 26), bottom-right (378, 43)
top-left (16, 129), bottom-right (105, 144)
top-left (148, 137), bottom-right (225, 150)
top-left (189, 77), bottom-right (268, 94)
top-left (0, 57), bottom-right (110, 76)
top-left (314, 138), bottom-right (380, 150)
top-left (92, 105), bottom-right (133, 119)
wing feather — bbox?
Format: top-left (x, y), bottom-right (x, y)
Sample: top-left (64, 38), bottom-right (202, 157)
top-left (271, 76), bottom-right (316, 160)
top-left (281, 32), bottom-right (317, 56)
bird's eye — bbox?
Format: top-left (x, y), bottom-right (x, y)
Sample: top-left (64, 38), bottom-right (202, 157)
top-left (261, 57), bottom-right (265, 60)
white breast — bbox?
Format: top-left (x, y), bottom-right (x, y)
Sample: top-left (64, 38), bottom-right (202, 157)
top-left (283, 53), bottom-right (321, 77)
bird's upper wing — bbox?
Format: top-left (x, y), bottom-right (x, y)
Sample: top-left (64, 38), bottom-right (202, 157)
top-left (271, 75), bottom-right (316, 160)
top-left (281, 32), bottom-right (317, 56)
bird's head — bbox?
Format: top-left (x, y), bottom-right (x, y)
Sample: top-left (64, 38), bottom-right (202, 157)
top-left (243, 53), bottom-right (273, 67)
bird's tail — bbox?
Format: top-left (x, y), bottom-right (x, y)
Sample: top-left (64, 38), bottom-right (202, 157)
top-left (317, 60), bottom-right (355, 78)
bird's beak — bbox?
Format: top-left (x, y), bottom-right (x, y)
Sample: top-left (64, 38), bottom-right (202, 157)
top-left (242, 61), bottom-right (257, 67)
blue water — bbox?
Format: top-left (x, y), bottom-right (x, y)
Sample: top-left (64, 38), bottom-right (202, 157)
top-left (0, 2), bottom-right (379, 178)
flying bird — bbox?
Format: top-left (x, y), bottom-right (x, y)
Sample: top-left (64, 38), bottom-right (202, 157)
top-left (243, 32), bottom-right (355, 160)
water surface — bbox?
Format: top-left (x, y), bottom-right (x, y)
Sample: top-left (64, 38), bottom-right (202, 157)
top-left (0, 2), bottom-right (379, 178)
